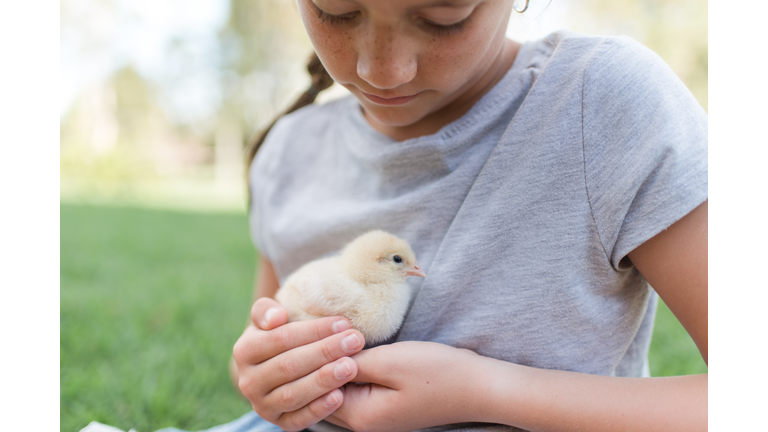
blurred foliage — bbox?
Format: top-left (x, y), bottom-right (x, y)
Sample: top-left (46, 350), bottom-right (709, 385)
top-left (60, 0), bottom-right (707, 206)
top-left (60, 0), bottom-right (313, 205)
top-left (218, 0), bottom-right (314, 132)
top-left (61, 67), bottom-right (163, 189)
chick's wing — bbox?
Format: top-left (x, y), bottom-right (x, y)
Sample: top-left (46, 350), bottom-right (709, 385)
top-left (290, 258), bottom-right (356, 319)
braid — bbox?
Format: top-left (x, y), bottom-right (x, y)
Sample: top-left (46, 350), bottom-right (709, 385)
top-left (244, 52), bottom-right (333, 177)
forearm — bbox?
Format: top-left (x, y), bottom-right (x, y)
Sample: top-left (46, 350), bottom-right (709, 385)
top-left (474, 357), bottom-right (707, 432)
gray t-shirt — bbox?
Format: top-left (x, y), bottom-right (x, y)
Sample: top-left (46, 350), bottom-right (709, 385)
top-left (249, 31), bottom-right (707, 431)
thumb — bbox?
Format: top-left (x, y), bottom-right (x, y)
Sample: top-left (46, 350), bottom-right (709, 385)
top-left (251, 297), bottom-right (289, 330)
top-left (348, 346), bottom-right (400, 388)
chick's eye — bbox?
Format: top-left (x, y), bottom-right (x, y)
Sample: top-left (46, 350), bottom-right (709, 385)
top-left (393, 255), bottom-right (403, 264)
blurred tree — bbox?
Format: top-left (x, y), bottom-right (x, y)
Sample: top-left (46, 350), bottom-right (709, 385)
top-left (61, 66), bottom-right (158, 194)
top-left (204, 0), bottom-right (315, 187)
top-left (216, 0), bottom-right (313, 139)
top-left (60, 0), bottom-right (319, 205)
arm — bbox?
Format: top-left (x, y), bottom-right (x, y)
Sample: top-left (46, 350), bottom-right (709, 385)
top-left (327, 201), bottom-right (708, 432)
top-left (232, 256), bottom-right (367, 431)
top-left (628, 200), bottom-right (707, 363)
top-left (230, 256), bottom-right (281, 389)
top-left (252, 255), bottom-right (281, 302)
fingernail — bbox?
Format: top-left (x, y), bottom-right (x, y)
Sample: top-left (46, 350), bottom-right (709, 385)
top-left (323, 390), bottom-right (340, 407)
top-left (334, 360), bottom-right (352, 379)
top-left (263, 307), bottom-right (281, 326)
top-left (332, 319), bottom-right (350, 333)
top-left (341, 334), bottom-right (360, 352)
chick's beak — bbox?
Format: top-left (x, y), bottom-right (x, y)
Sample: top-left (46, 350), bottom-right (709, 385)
top-left (405, 261), bottom-right (426, 278)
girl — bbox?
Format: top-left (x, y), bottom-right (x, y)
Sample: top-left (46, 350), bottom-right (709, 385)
top-left (231, 0), bottom-right (708, 431)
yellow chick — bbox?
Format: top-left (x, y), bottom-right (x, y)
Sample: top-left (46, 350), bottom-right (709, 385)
top-left (275, 230), bottom-right (426, 343)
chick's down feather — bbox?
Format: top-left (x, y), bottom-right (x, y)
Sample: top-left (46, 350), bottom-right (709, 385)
top-left (275, 230), bottom-right (425, 343)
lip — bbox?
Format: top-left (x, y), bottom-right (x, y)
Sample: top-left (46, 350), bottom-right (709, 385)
top-left (361, 91), bottom-right (419, 106)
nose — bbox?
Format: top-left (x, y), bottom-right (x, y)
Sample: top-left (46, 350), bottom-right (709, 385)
top-left (356, 24), bottom-right (417, 90)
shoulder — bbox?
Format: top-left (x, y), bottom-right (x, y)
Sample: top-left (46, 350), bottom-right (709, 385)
top-left (557, 32), bottom-right (700, 114)
top-left (538, 31), bottom-right (675, 89)
top-left (529, 32), bottom-right (708, 146)
top-left (510, 32), bottom-right (689, 117)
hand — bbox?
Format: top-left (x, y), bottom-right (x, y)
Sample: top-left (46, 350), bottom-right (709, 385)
top-left (232, 297), bottom-right (366, 431)
top-left (326, 341), bottom-right (487, 432)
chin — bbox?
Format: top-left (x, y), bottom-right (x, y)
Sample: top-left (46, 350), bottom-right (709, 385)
top-left (360, 103), bottom-right (430, 129)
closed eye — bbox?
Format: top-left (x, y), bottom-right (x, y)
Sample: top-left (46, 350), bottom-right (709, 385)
top-left (311, 2), bottom-right (470, 35)
top-left (418, 16), bottom-right (470, 35)
top-left (311, 3), bottom-right (359, 25)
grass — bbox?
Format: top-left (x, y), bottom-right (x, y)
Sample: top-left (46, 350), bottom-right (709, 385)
top-left (61, 203), bottom-right (255, 432)
top-left (61, 203), bottom-right (707, 432)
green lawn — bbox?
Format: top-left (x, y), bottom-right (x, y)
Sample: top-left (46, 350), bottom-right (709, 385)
top-left (61, 203), bottom-right (255, 432)
top-left (61, 203), bottom-right (707, 432)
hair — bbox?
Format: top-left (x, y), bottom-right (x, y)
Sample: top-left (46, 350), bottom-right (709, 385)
top-left (244, 52), bottom-right (334, 180)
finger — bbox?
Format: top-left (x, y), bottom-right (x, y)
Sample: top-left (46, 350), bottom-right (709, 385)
top-left (277, 388), bottom-right (345, 432)
top-left (267, 356), bottom-right (358, 416)
top-left (328, 383), bottom-right (397, 431)
top-left (251, 297), bottom-right (288, 330)
top-left (324, 412), bottom-right (354, 431)
top-left (259, 329), bottom-right (364, 392)
top-left (233, 315), bottom-right (354, 365)
top-left (348, 346), bottom-right (401, 388)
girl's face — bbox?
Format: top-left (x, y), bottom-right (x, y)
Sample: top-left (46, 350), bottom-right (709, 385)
top-left (297, 0), bottom-right (516, 140)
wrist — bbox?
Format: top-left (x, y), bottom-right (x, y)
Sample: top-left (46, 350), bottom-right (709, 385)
top-left (453, 351), bottom-right (520, 426)
top-left (465, 354), bottom-right (523, 426)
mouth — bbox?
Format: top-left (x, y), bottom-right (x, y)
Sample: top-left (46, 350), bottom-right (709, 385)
top-left (362, 91), bottom-right (419, 106)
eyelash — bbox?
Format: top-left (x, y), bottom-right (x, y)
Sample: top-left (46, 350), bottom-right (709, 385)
top-left (314, 7), bottom-right (358, 25)
top-left (419, 17), bottom-right (469, 35)
top-left (311, 4), bottom-right (470, 36)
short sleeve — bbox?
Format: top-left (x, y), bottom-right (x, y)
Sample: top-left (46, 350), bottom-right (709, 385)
top-left (582, 36), bottom-right (708, 270)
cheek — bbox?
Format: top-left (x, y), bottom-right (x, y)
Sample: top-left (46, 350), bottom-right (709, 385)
top-left (419, 1), bottom-right (510, 90)
top-left (300, 17), bottom-right (357, 83)
top-left (419, 32), bottom-right (496, 90)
